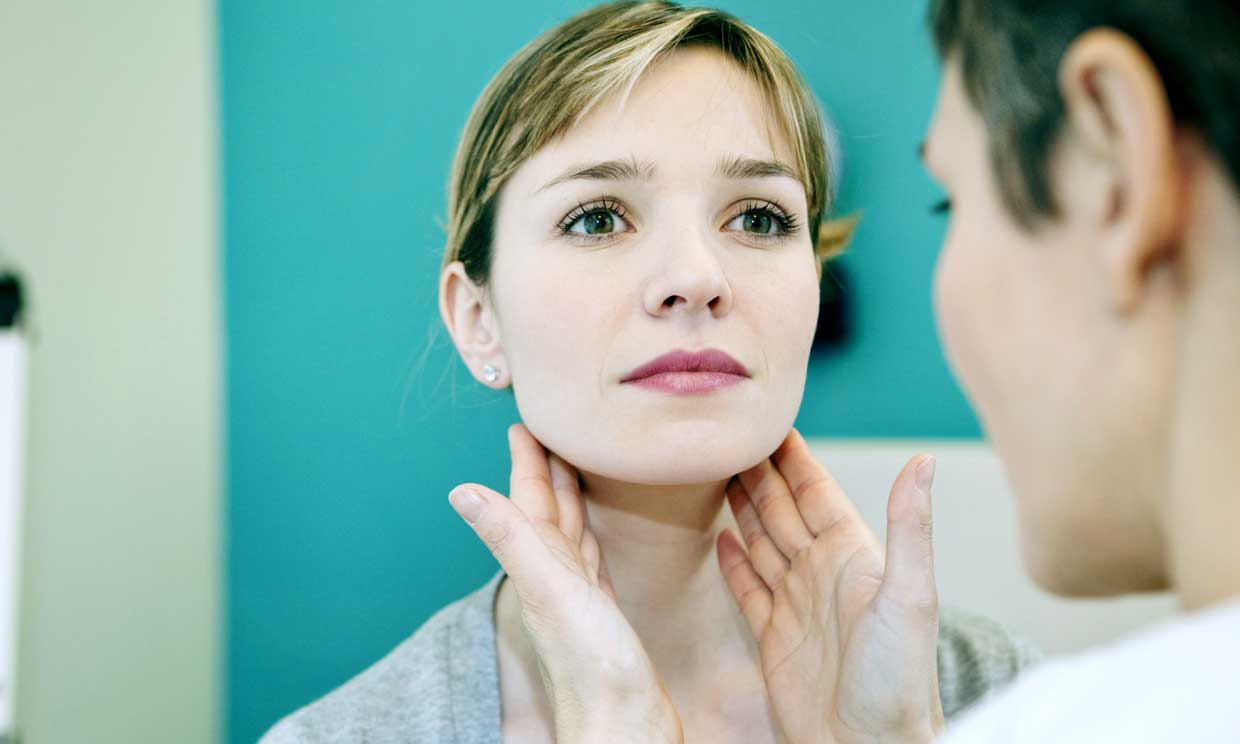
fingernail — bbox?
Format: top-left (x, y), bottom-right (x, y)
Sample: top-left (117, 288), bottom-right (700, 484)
top-left (449, 488), bottom-right (484, 524)
top-left (915, 456), bottom-right (937, 495)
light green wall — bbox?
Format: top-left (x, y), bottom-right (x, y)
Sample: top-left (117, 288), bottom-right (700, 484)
top-left (0, 3), bottom-right (221, 742)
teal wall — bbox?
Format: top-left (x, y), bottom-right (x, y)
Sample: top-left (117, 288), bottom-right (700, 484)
top-left (220, 2), bottom-right (976, 741)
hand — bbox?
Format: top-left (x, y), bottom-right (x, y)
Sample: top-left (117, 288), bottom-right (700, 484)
top-left (448, 424), bottom-right (683, 744)
top-left (715, 429), bottom-right (944, 744)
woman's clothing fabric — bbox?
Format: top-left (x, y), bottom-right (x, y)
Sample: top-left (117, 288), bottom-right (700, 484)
top-left (262, 570), bottom-right (1040, 743)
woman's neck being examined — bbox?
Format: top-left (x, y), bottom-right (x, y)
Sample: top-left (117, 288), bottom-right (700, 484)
top-left (495, 472), bottom-right (774, 739)
top-left (579, 473), bottom-right (756, 667)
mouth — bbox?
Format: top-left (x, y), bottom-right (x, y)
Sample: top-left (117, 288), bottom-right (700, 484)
top-left (620, 349), bottom-right (751, 395)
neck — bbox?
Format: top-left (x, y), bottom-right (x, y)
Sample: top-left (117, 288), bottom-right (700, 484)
top-left (494, 469), bottom-right (771, 730)
top-left (577, 472), bottom-right (759, 680)
top-left (1164, 165), bottom-right (1240, 611)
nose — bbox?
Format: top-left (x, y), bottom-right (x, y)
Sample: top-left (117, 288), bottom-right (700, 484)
top-left (641, 233), bottom-right (734, 319)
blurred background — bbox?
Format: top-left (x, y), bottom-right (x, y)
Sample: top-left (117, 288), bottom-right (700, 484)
top-left (0, 2), bottom-right (1176, 743)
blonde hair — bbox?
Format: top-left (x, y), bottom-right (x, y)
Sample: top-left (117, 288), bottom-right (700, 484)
top-left (443, 0), bottom-right (852, 283)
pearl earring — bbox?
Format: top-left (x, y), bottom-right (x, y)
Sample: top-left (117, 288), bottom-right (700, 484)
top-left (482, 364), bottom-right (499, 383)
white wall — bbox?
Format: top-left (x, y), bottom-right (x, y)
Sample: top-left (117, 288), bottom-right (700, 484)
top-left (0, 3), bottom-right (221, 743)
top-left (808, 440), bottom-right (1178, 656)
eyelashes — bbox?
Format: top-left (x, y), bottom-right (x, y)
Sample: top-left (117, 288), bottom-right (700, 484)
top-left (557, 197), bottom-right (630, 236)
top-left (728, 199), bottom-right (800, 239)
top-left (555, 196), bottom-right (802, 244)
top-left (932, 198), bottom-right (953, 216)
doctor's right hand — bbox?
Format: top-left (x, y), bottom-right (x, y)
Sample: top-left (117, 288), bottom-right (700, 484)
top-left (447, 424), bottom-right (683, 744)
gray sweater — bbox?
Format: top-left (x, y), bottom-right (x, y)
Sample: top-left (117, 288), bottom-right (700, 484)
top-left (261, 571), bottom-right (1038, 743)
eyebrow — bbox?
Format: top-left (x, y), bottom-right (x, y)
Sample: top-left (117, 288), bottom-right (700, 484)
top-left (537, 157), bottom-right (656, 193)
top-left (537, 154), bottom-right (799, 193)
top-left (715, 155), bottom-right (799, 181)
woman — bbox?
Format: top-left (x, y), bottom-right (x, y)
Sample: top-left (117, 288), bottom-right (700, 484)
top-left (262, 3), bottom-right (1034, 742)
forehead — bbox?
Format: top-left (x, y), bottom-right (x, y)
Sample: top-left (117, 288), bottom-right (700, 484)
top-left (511, 46), bottom-right (797, 190)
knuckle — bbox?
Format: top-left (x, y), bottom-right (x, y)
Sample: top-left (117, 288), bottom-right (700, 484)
top-left (906, 591), bottom-right (940, 621)
top-left (791, 473), bottom-right (831, 504)
top-left (477, 517), bottom-right (515, 554)
top-left (737, 584), bottom-right (767, 611)
top-left (750, 481), bottom-right (776, 511)
top-left (743, 528), bottom-right (763, 550)
top-left (513, 473), bottom-right (550, 491)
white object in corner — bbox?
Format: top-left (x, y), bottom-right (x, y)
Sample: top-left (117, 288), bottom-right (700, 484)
top-left (0, 331), bottom-right (26, 737)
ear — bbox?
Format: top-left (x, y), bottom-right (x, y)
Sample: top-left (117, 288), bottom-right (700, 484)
top-left (438, 261), bottom-right (510, 388)
top-left (1058, 29), bottom-right (1185, 312)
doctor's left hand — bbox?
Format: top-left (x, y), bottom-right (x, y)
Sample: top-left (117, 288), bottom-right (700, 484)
top-left (715, 429), bottom-right (944, 744)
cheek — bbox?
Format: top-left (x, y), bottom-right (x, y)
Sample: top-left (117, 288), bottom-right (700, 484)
top-left (499, 266), bottom-right (616, 387)
top-left (751, 253), bottom-right (821, 359)
top-left (741, 252), bottom-right (820, 430)
top-left (932, 230), bottom-right (983, 384)
top-left (932, 221), bottom-right (1020, 442)
top-left (492, 260), bottom-right (629, 461)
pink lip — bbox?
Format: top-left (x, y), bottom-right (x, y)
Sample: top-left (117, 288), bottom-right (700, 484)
top-left (621, 349), bottom-right (751, 395)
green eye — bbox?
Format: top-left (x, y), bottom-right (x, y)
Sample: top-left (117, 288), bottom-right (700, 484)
top-left (723, 201), bottom-right (797, 240)
top-left (561, 200), bottom-right (630, 238)
top-left (743, 211), bottom-right (774, 234)
top-left (581, 210), bottom-right (615, 235)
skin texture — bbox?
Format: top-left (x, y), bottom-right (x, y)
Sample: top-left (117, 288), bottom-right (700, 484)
top-left (922, 34), bottom-right (1240, 608)
top-left (716, 431), bottom-right (943, 744)
top-left (442, 47), bottom-right (944, 744)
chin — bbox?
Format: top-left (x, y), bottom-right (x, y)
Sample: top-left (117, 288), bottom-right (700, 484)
top-left (593, 456), bottom-right (750, 486)
top-left (602, 441), bottom-right (768, 488)
top-left (1018, 524), bottom-right (1170, 598)
top-left (546, 422), bottom-right (786, 487)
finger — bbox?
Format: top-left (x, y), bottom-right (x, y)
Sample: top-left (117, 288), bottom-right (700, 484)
top-left (596, 537), bottom-right (618, 601)
top-left (737, 457), bottom-right (814, 558)
top-left (771, 428), bottom-right (864, 536)
top-left (449, 483), bottom-right (555, 598)
top-left (716, 528), bottom-right (772, 637)
top-left (597, 553), bottom-right (617, 605)
top-left (725, 478), bottom-right (789, 588)
top-left (878, 454), bottom-right (939, 614)
top-left (577, 499), bottom-right (615, 597)
top-left (548, 453), bottom-right (584, 544)
top-left (508, 424), bottom-right (558, 525)
top-left (580, 528), bottom-right (601, 579)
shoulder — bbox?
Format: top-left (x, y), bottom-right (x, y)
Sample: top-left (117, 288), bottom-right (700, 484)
top-left (259, 572), bottom-right (504, 744)
top-left (940, 601), bottom-right (1240, 743)
top-left (937, 606), bottom-right (1042, 719)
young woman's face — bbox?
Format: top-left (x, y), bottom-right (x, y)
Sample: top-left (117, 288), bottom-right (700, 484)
top-left (485, 47), bottom-right (821, 485)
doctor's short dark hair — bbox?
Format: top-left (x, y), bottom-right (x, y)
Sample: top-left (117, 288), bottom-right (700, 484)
top-left (928, 0), bottom-right (1240, 227)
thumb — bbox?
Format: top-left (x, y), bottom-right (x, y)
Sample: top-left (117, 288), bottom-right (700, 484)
top-left (449, 484), bottom-right (554, 601)
top-left (878, 455), bottom-right (939, 614)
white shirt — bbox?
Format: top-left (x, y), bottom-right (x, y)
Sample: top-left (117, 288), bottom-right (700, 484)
top-left (941, 598), bottom-right (1240, 744)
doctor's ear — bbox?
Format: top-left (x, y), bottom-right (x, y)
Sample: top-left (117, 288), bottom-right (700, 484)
top-left (1057, 29), bottom-right (1185, 312)
top-left (439, 261), bottom-right (510, 388)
